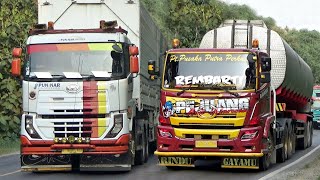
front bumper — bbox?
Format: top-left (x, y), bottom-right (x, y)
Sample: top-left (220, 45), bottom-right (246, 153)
top-left (157, 126), bottom-right (263, 153)
top-left (21, 134), bottom-right (132, 171)
top-left (155, 126), bottom-right (264, 169)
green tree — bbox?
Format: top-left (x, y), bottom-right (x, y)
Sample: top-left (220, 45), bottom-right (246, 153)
top-left (0, 0), bottom-right (37, 138)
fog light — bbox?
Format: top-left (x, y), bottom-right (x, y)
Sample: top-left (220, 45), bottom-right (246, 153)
top-left (77, 138), bottom-right (83, 143)
top-left (85, 137), bottom-right (90, 143)
top-left (62, 137), bottom-right (67, 144)
top-left (54, 137), bottom-right (59, 143)
top-left (68, 135), bottom-right (75, 144)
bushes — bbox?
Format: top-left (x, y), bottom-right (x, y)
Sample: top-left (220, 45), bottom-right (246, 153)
top-left (0, 0), bottom-right (37, 138)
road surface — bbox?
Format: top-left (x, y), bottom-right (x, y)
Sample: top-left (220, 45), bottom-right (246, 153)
top-left (1, 130), bottom-right (320, 180)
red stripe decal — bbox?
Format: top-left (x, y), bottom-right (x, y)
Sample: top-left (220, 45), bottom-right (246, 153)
top-left (83, 81), bottom-right (99, 138)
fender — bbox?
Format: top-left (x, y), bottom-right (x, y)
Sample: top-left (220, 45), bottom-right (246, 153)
top-left (263, 114), bottom-right (275, 138)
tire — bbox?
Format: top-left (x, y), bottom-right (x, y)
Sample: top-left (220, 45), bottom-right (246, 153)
top-left (287, 125), bottom-right (294, 159)
top-left (166, 166), bottom-right (183, 170)
top-left (297, 122), bottom-right (308, 150)
top-left (260, 131), bottom-right (274, 170)
top-left (308, 121), bottom-right (313, 147)
top-left (277, 125), bottom-right (288, 163)
top-left (144, 125), bottom-right (149, 163)
top-left (134, 120), bottom-right (146, 165)
top-left (313, 121), bottom-right (319, 129)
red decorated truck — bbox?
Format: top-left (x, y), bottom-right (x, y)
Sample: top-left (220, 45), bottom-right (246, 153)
top-left (152, 20), bottom-right (314, 170)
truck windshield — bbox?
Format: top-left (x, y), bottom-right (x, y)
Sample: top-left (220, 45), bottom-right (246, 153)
top-left (163, 52), bottom-right (255, 91)
top-left (26, 43), bottom-right (125, 79)
top-left (312, 90), bottom-right (320, 109)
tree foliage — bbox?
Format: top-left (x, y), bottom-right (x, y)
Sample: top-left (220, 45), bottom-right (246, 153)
top-left (0, 0), bottom-right (37, 138)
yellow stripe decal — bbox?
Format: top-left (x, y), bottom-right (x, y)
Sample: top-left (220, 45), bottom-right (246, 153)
top-left (174, 128), bottom-right (240, 139)
top-left (154, 151), bottom-right (264, 157)
top-left (98, 82), bottom-right (107, 137)
top-left (279, 103), bottom-right (283, 111)
top-left (276, 103), bottom-right (286, 112)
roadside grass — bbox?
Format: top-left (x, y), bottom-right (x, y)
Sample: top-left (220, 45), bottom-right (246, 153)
top-left (0, 139), bottom-right (19, 155)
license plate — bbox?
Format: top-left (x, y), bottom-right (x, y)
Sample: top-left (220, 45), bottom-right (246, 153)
top-left (62, 149), bottom-right (83, 154)
top-left (221, 157), bottom-right (259, 169)
top-left (195, 140), bottom-right (217, 148)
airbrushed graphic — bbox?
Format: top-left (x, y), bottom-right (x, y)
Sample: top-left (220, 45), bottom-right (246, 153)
top-left (163, 97), bottom-right (249, 118)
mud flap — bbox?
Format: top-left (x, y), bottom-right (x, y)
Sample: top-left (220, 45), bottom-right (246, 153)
top-left (21, 154), bottom-right (72, 172)
top-left (79, 152), bottom-right (132, 171)
top-left (221, 157), bottom-right (259, 169)
top-left (157, 156), bottom-right (194, 167)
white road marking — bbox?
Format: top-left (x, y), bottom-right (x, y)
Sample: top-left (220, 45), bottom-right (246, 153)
top-left (0, 170), bottom-right (21, 177)
top-left (0, 152), bottom-right (19, 158)
top-left (259, 145), bottom-right (320, 180)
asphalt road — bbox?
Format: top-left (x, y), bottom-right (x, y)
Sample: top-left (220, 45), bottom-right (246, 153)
top-left (1, 130), bottom-right (320, 180)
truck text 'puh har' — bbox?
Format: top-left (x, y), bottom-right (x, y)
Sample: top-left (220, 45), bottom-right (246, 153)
top-left (153, 20), bottom-right (313, 170)
top-left (11, 0), bottom-right (166, 172)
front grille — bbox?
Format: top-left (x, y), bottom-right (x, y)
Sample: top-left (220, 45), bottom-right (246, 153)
top-left (54, 121), bottom-right (92, 138)
top-left (185, 134), bottom-right (229, 140)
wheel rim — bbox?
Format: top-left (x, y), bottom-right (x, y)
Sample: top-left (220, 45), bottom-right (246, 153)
top-left (288, 131), bottom-right (292, 156)
top-left (284, 135), bottom-right (288, 158)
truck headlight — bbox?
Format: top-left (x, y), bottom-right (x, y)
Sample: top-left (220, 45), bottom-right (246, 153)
top-left (25, 115), bottom-right (41, 139)
top-left (106, 114), bottom-right (123, 138)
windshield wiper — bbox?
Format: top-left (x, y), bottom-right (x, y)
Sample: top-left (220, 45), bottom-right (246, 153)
top-left (177, 84), bottom-right (193, 96)
top-left (82, 74), bottom-right (111, 80)
top-left (52, 75), bottom-right (66, 81)
top-left (199, 83), bottom-right (240, 98)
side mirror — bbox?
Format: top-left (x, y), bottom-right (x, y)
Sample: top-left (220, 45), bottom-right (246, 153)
top-left (261, 57), bottom-right (271, 72)
top-left (12, 48), bottom-right (22, 58)
top-left (130, 56), bottom-right (139, 73)
top-left (260, 72), bottom-right (271, 83)
top-left (129, 46), bottom-right (139, 56)
top-left (11, 58), bottom-right (21, 76)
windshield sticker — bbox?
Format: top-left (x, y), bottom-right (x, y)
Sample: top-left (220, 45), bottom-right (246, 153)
top-left (28, 43), bottom-right (121, 54)
top-left (170, 54), bottom-right (247, 62)
top-left (174, 75), bottom-right (245, 86)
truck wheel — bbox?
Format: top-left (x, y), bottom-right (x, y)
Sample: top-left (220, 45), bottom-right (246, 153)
top-left (297, 123), bottom-right (308, 149)
top-left (308, 121), bottom-right (313, 147)
top-left (313, 121), bottom-right (319, 129)
top-left (134, 120), bottom-right (146, 165)
top-left (277, 125), bottom-right (288, 163)
top-left (144, 125), bottom-right (149, 163)
top-left (287, 125), bottom-right (294, 159)
top-left (166, 166), bottom-right (183, 170)
top-left (260, 131), bottom-right (274, 170)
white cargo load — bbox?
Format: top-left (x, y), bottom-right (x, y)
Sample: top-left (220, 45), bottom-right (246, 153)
top-left (37, 0), bottom-right (167, 110)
